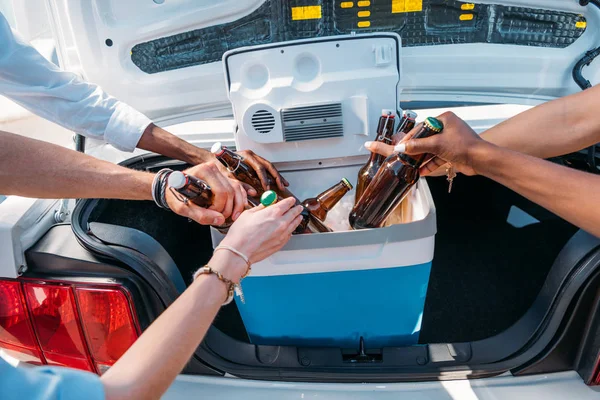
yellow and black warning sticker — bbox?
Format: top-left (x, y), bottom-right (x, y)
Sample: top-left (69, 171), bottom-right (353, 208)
top-left (392, 0), bottom-right (423, 13)
top-left (291, 5), bottom-right (322, 20)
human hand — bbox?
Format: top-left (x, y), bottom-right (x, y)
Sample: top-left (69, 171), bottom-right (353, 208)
top-left (366, 112), bottom-right (487, 176)
top-left (220, 197), bottom-right (303, 265)
top-left (236, 149), bottom-right (289, 192)
top-left (165, 162), bottom-right (250, 225)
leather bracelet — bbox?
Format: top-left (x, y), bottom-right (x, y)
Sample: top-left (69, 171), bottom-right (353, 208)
top-left (152, 168), bottom-right (173, 210)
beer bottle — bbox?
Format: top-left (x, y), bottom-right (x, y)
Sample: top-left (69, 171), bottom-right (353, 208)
top-left (259, 190), bottom-right (326, 234)
top-left (349, 117), bottom-right (443, 230)
top-left (168, 171), bottom-right (234, 233)
top-left (168, 171), bottom-right (213, 207)
top-left (303, 178), bottom-right (353, 222)
top-left (396, 110), bottom-right (418, 136)
top-left (211, 142), bottom-right (298, 202)
top-left (392, 110), bottom-right (419, 216)
top-left (355, 110), bottom-right (396, 203)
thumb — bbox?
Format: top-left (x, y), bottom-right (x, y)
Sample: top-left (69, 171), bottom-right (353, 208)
top-left (186, 206), bottom-right (226, 226)
top-left (397, 136), bottom-right (439, 156)
top-left (364, 141), bottom-right (394, 157)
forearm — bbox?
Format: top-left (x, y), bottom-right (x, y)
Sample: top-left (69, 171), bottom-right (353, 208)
top-left (101, 251), bottom-right (244, 400)
top-left (0, 131), bottom-right (153, 200)
top-left (473, 143), bottom-right (600, 237)
top-left (480, 85), bottom-right (600, 158)
top-left (137, 124), bottom-right (215, 165)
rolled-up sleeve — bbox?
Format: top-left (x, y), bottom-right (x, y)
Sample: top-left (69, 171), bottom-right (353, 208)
top-left (1, 357), bottom-right (105, 400)
top-left (0, 12), bottom-right (151, 151)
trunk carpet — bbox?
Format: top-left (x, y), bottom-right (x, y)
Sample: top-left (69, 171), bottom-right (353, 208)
top-left (420, 175), bottom-right (577, 343)
top-left (91, 175), bottom-right (577, 345)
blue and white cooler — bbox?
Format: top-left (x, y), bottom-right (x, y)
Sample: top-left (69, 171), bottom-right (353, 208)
top-left (211, 33), bottom-right (437, 349)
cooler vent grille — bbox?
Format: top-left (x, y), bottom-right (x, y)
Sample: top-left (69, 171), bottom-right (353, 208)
top-left (251, 110), bottom-right (276, 134)
top-left (281, 103), bottom-right (343, 142)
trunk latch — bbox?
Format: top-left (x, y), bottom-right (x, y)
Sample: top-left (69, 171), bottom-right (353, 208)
top-left (342, 337), bottom-right (383, 363)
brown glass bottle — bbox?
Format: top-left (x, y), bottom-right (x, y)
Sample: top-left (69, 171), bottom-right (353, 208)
top-left (396, 110), bottom-right (417, 136)
top-left (349, 117), bottom-right (443, 230)
top-left (168, 171), bottom-right (260, 233)
top-left (355, 109), bottom-right (396, 203)
top-left (211, 142), bottom-right (298, 202)
top-left (168, 171), bottom-right (213, 207)
top-left (303, 178), bottom-right (353, 222)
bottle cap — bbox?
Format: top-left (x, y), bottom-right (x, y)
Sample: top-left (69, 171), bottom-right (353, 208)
top-left (260, 190), bottom-right (278, 207)
top-left (211, 142), bottom-right (225, 156)
top-left (381, 109), bottom-right (395, 117)
top-left (341, 177), bottom-right (353, 190)
top-left (403, 110), bottom-right (418, 120)
top-left (424, 117), bottom-right (444, 133)
top-left (167, 171), bottom-right (187, 189)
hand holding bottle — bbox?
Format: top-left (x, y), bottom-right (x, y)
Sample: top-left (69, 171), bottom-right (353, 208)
top-left (220, 197), bottom-right (304, 264)
top-left (165, 162), bottom-right (251, 225)
top-left (366, 112), bottom-right (485, 177)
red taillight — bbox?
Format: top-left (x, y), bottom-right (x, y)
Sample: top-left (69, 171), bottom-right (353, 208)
top-left (76, 287), bottom-right (138, 372)
top-left (0, 281), bottom-right (43, 364)
top-left (0, 279), bottom-right (139, 374)
top-left (23, 283), bottom-right (94, 372)
top-left (592, 354), bottom-right (600, 386)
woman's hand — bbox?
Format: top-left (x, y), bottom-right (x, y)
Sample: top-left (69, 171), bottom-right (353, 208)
top-left (366, 112), bottom-right (488, 177)
top-left (222, 197), bottom-right (303, 262)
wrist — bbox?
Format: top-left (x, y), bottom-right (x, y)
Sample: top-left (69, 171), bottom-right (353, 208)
top-left (208, 250), bottom-right (248, 283)
top-left (190, 273), bottom-right (230, 305)
top-left (467, 141), bottom-right (497, 176)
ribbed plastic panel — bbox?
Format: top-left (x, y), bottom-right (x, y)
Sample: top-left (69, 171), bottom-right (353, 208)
top-left (281, 103), bottom-right (343, 142)
top-left (131, 0), bottom-right (587, 74)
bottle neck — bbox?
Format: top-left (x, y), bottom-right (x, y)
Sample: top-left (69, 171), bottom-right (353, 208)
top-left (397, 118), bottom-right (416, 134)
top-left (217, 149), bottom-right (241, 170)
top-left (398, 153), bottom-right (426, 169)
top-left (317, 181), bottom-right (350, 211)
top-left (376, 116), bottom-right (395, 144)
top-left (371, 117), bottom-right (395, 164)
top-left (397, 124), bottom-right (440, 168)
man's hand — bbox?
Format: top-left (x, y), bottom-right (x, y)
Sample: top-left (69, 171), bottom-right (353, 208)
top-left (236, 149), bottom-right (289, 191)
top-left (165, 162), bottom-right (251, 226)
top-left (366, 112), bottom-right (485, 177)
top-left (137, 124), bottom-right (289, 192)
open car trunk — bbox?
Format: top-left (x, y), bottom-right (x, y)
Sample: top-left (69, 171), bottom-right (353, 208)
top-left (70, 151), bottom-right (600, 382)
top-left (51, 0), bottom-right (600, 382)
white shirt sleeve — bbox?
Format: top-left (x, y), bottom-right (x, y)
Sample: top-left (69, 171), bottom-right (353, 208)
top-left (0, 12), bottom-right (151, 152)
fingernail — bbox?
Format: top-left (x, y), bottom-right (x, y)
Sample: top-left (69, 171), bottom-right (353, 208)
top-left (364, 141), bottom-right (374, 148)
top-left (394, 143), bottom-right (406, 153)
top-left (233, 212), bottom-right (241, 220)
top-left (213, 217), bottom-right (224, 225)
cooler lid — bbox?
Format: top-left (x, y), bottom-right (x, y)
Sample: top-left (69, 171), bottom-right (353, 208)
top-left (224, 33), bottom-right (401, 163)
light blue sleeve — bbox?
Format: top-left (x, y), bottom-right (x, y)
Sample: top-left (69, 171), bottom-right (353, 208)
top-left (0, 357), bottom-right (105, 400)
top-left (0, 12), bottom-right (151, 152)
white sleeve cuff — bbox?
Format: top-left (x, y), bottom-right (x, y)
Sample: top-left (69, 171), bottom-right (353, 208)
top-left (104, 102), bottom-right (152, 152)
